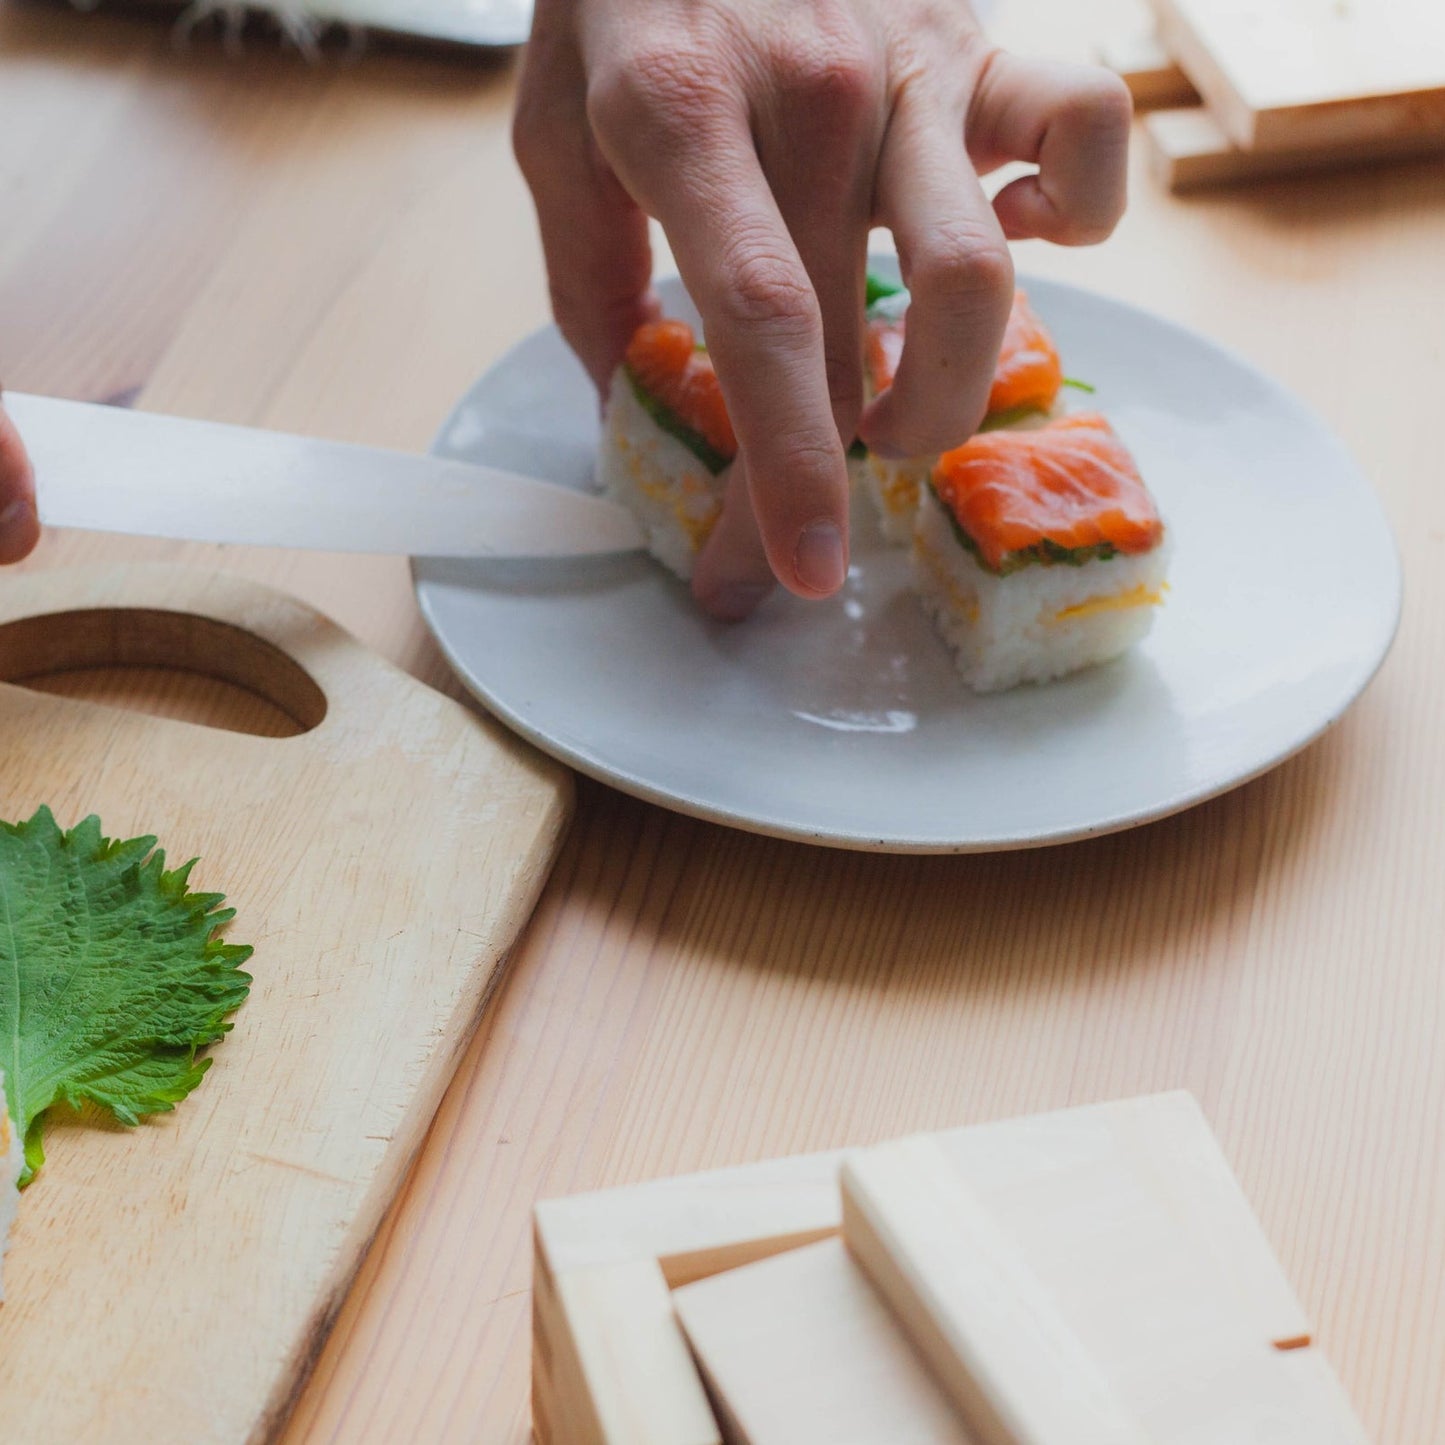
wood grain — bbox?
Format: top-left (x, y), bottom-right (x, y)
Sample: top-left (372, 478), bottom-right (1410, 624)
top-left (0, 565), bottom-right (570, 1443)
top-left (1, 0), bottom-right (1443, 1439)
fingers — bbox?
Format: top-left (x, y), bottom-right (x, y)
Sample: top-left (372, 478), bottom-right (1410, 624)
top-left (589, 63), bottom-right (850, 598)
top-left (860, 85), bottom-right (1014, 459)
top-left (969, 53), bottom-right (1132, 245)
top-left (692, 456), bottom-right (776, 620)
top-left (0, 399), bottom-right (39, 565)
top-left (513, 0), bottom-right (658, 393)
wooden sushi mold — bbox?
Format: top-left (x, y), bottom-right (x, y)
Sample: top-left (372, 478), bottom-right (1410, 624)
top-left (1101, 1), bottom-right (1445, 190)
top-left (532, 1092), bottom-right (1369, 1444)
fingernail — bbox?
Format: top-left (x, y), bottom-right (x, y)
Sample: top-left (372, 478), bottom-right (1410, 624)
top-left (703, 582), bottom-right (771, 621)
top-left (793, 520), bottom-right (846, 595)
top-left (867, 439), bottom-right (908, 461)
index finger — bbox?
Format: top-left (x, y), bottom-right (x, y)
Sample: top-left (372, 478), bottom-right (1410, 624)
top-left (591, 87), bottom-right (849, 598)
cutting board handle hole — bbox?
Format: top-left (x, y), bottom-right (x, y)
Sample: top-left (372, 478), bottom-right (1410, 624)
top-left (0, 607), bottom-right (327, 737)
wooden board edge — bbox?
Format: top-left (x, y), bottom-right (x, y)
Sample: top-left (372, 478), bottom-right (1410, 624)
top-left (1252, 88), bottom-right (1445, 153)
top-left (1143, 107), bottom-right (1445, 190)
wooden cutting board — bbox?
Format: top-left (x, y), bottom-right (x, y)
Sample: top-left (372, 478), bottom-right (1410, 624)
top-left (1144, 0), bottom-right (1445, 151)
top-left (0, 564), bottom-right (572, 1444)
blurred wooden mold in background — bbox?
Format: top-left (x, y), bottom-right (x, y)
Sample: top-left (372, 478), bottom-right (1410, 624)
top-left (1103, 1), bottom-right (1445, 190)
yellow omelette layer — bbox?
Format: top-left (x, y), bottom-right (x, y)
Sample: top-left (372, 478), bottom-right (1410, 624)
top-left (915, 530), bottom-right (1165, 626)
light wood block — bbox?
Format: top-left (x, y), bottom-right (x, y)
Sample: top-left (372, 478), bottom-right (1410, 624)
top-left (534, 1158), bottom-right (840, 1442)
top-left (1143, 0), bottom-right (1445, 151)
top-left (534, 1094), bottom-right (1369, 1444)
top-left (841, 1137), bottom-right (1148, 1445)
top-left (0, 564), bottom-right (571, 1444)
top-left (672, 1239), bottom-right (971, 1445)
top-left (1142, 107), bottom-right (1445, 190)
top-left (534, 1256), bottom-right (720, 1445)
top-left (1098, 30), bottom-right (1200, 110)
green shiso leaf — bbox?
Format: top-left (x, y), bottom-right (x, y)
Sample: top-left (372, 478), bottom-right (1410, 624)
top-left (0, 807), bottom-right (253, 1187)
top-left (926, 480), bottom-right (1119, 576)
top-left (865, 271), bottom-right (905, 307)
top-left (1062, 377), bottom-right (1096, 393)
top-left (625, 367), bottom-right (732, 476)
top-left (847, 437), bottom-right (868, 460)
top-left (978, 403), bottom-right (1050, 433)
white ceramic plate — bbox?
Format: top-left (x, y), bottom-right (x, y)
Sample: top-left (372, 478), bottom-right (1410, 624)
top-left (413, 265), bottom-right (1401, 852)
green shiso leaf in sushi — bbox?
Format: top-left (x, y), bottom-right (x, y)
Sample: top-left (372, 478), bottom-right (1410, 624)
top-left (597, 318), bottom-right (739, 580)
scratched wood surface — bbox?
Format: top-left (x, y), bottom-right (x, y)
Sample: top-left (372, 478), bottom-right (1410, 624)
top-left (1, 0), bottom-right (1442, 1440)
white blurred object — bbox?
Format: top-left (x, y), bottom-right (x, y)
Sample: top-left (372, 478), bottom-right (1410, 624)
top-left (164, 0), bottom-right (532, 50)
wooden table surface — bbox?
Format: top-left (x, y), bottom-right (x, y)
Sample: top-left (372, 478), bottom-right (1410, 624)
top-left (2, 1), bottom-right (1442, 1440)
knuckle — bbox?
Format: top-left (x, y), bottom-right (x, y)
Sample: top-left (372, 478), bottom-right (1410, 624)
top-left (911, 224), bottom-right (1015, 307)
top-left (1074, 70), bottom-right (1135, 139)
top-left (718, 244), bottom-right (819, 336)
top-left (771, 29), bottom-right (875, 121)
top-left (585, 45), bottom-right (728, 143)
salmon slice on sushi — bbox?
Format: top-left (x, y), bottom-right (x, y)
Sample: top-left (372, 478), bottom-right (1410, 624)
top-left (854, 286), bottom-right (1071, 545)
top-left (912, 413), bottom-right (1169, 692)
top-left (598, 318), bottom-right (737, 580)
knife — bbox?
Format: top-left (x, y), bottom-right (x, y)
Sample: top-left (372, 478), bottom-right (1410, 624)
top-left (8, 392), bottom-right (645, 558)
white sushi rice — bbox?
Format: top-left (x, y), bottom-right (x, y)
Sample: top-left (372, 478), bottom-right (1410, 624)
top-left (597, 369), bottom-right (727, 581)
top-left (855, 454), bottom-right (931, 544)
top-left (911, 487), bottom-right (1170, 693)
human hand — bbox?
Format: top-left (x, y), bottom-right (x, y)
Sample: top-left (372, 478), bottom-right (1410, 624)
top-left (0, 396), bottom-right (39, 564)
top-left (514, 0), bottom-right (1131, 618)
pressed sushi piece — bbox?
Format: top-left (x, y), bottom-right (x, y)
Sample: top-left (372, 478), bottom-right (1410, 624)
top-left (598, 318), bottom-right (737, 580)
top-left (854, 288), bottom-right (1068, 545)
top-left (912, 413), bottom-right (1169, 692)
top-left (0, 1073), bottom-right (21, 1300)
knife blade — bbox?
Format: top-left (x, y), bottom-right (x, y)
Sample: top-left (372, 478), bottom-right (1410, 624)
top-left (9, 392), bottom-right (645, 558)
